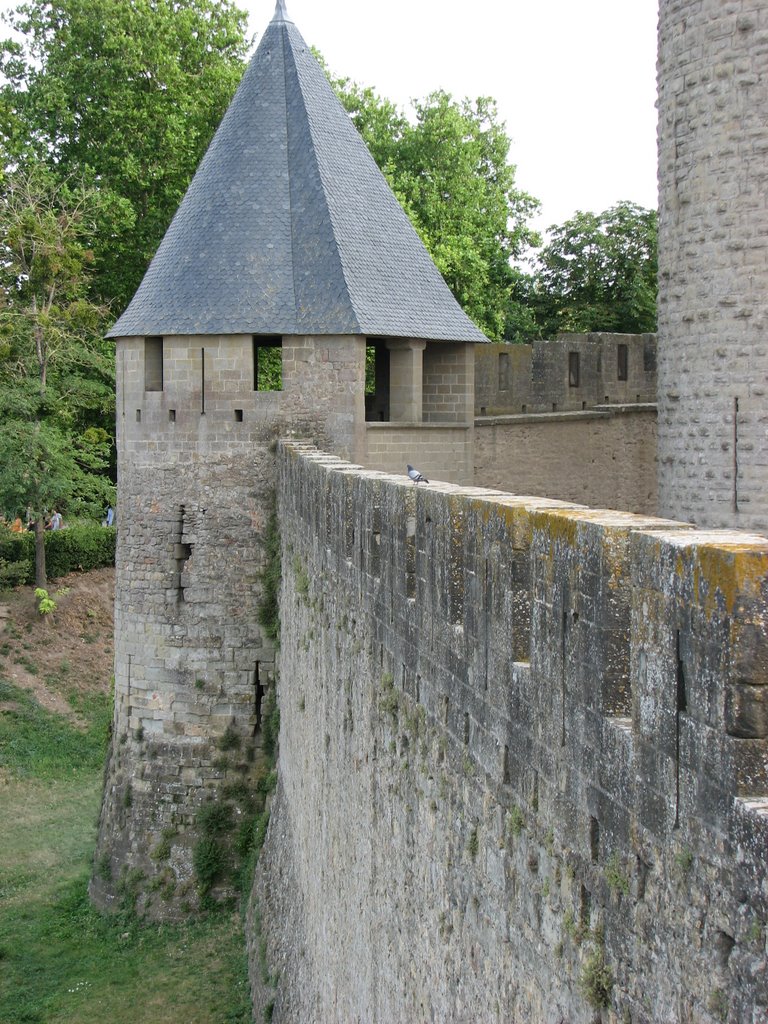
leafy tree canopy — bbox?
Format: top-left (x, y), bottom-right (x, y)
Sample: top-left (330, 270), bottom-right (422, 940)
top-left (530, 201), bottom-right (657, 338)
top-left (0, 164), bottom-right (115, 583)
top-left (0, 0), bottom-right (251, 308)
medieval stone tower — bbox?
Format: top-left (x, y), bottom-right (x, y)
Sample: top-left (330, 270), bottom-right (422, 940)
top-left (657, 0), bottom-right (768, 533)
top-left (90, 0), bottom-right (484, 912)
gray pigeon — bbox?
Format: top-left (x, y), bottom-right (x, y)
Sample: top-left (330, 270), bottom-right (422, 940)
top-left (407, 464), bottom-right (429, 484)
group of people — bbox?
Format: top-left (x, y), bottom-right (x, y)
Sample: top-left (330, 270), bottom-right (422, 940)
top-left (2, 505), bottom-right (115, 532)
top-left (3, 510), bottom-right (64, 532)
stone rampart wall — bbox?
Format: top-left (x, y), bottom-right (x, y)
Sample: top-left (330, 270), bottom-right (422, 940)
top-left (474, 335), bottom-right (656, 417)
top-left (252, 442), bottom-right (768, 1024)
top-left (474, 407), bottom-right (658, 515)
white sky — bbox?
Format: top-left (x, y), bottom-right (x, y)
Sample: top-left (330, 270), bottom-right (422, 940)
top-left (244, 0), bottom-right (659, 236)
top-left (0, 0), bottom-right (659, 237)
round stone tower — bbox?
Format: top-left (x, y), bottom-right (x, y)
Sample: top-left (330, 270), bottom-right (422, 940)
top-left (657, 0), bottom-right (768, 533)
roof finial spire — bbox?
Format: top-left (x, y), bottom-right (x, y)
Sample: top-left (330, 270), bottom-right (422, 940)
top-left (272, 0), bottom-right (292, 22)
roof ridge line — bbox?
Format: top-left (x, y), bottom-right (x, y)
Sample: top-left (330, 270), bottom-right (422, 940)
top-left (282, 25), bottom-right (363, 335)
top-left (280, 25), bottom-right (300, 325)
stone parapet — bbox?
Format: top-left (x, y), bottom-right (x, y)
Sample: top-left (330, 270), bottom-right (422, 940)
top-left (253, 441), bottom-right (768, 1023)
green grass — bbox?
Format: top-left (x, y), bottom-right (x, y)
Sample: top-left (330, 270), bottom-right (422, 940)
top-left (0, 669), bottom-right (252, 1023)
top-left (0, 678), bottom-right (110, 779)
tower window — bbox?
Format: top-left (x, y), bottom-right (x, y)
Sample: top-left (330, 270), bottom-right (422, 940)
top-left (253, 336), bottom-right (282, 391)
top-left (568, 351), bottom-right (580, 387)
top-left (617, 344), bottom-right (628, 381)
top-left (498, 351), bottom-right (510, 391)
top-left (144, 337), bottom-right (164, 392)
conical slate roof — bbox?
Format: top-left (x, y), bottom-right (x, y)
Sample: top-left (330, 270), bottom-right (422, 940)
top-left (108, 2), bottom-right (488, 342)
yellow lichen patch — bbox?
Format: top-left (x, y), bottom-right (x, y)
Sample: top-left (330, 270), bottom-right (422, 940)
top-left (603, 531), bottom-right (630, 592)
top-left (489, 501), bottom-right (533, 548)
top-left (695, 544), bottom-right (768, 618)
top-left (531, 509), bottom-right (580, 546)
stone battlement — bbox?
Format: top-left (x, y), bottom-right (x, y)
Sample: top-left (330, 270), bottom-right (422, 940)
top-left (252, 441), bottom-right (768, 1023)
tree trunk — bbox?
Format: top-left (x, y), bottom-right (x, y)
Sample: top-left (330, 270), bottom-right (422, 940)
top-left (34, 518), bottom-right (46, 589)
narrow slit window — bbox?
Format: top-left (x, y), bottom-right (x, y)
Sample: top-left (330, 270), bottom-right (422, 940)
top-left (253, 336), bottom-right (283, 392)
top-left (568, 351), bottom-right (580, 387)
top-left (617, 344), bottom-right (628, 381)
top-left (144, 336), bottom-right (164, 392)
top-left (498, 351), bottom-right (510, 391)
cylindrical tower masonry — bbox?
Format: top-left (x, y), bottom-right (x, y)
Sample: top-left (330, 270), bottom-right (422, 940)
top-left (657, 0), bottom-right (768, 532)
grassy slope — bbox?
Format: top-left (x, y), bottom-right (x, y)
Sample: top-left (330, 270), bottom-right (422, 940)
top-left (0, 575), bottom-right (252, 1024)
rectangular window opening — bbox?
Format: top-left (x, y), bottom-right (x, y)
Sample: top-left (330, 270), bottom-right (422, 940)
top-left (498, 351), bottom-right (510, 391)
top-left (617, 344), bottom-right (628, 381)
top-left (168, 409), bottom-right (176, 423)
top-left (253, 336), bottom-right (283, 392)
top-left (568, 351), bottom-right (580, 388)
top-left (365, 342), bottom-right (390, 422)
top-left (135, 409), bottom-right (142, 423)
top-left (234, 408), bottom-right (244, 422)
top-left (144, 336), bottom-right (164, 392)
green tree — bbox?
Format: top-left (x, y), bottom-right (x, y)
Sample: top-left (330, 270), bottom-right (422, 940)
top-left (532, 201), bottom-right (657, 337)
top-left (0, 165), bottom-right (115, 585)
top-left (327, 72), bottom-right (540, 341)
top-left (0, 0), bottom-right (250, 308)
top-left (393, 92), bottom-right (540, 341)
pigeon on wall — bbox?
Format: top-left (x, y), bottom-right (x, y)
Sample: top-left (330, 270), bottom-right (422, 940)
top-left (407, 464), bottom-right (429, 484)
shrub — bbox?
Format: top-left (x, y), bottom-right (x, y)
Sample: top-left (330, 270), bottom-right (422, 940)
top-left (196, 801), bottom-right (233, 837)
top-left (0, 555), bottom-right (28, 588)
top-left (0, 531), bottom-right (33, 583)
top-left (192, 836), bottom-right (224, 894)
top-left (580, 944), bottom-right (613, 1009)
top-left (44, 523), bottom-right (116, 578)
top-left (0, 523), bottom-right (115, 582)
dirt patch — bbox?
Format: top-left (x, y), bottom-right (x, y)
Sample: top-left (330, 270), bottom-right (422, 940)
top-left (0, 568), bottom-right (114, 725)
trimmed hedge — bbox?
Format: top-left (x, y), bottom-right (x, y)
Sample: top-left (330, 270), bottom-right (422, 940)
top-left (0, 524), bottom-right (116, 583)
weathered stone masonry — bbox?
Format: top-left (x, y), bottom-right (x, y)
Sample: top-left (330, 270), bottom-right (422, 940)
top-left (252, 443), bottom-right (768, 1023)
top-left (90, 333), bottom-right (365, 914)
top-left (658, 0), bottom-right (768, 533)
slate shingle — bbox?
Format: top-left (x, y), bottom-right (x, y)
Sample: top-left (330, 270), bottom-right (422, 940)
top-left (108, 2), bottom-right (488, 343)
